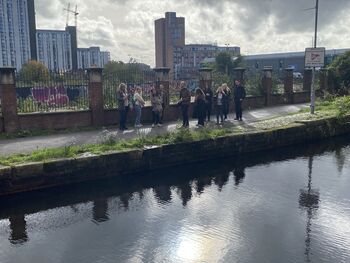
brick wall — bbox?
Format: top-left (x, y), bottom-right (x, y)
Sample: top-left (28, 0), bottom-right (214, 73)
top-left (293, 91), bottom-right (311, 104)
top-left (18, 111), bottom-right (92, 130)
top-left (0, 92), bottom-right (310, 133)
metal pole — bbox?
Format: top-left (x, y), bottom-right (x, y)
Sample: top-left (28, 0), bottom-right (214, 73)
top-left (310, 0), bottom-right (319, 114)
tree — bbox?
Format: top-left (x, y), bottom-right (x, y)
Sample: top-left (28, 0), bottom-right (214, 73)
top-left (327, 51), bottom-right (350, 95)
top-left (18, 60), bottom-right (50, 82)
top-left (103, 60), bottom-right (146, 84)
top-left (215, 52), bottom-right (234, 75)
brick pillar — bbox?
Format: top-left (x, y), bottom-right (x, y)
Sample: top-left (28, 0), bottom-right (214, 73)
top-left (0, 67), bottom-right (19, 133)
top-left (303, 69), bottom-right (312, 91)
top-left (233, 67), bottom-right (246, 84)
top-left (199, 68), bottom-right (213, 91)
top-left (88, 68), bottom-right (104, 127)
top-left (284, 68), bottom-right (294, 103)
top-left (262, 67), bottom-right (273, 106)
top-left (154, 67), bottom-right (170, 106)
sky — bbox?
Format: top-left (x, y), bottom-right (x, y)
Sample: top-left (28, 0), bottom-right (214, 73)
top-left (34, 0), bottom-right (350, 66)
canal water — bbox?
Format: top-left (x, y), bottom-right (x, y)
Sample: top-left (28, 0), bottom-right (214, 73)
top-left (0, 136), bottom-right (350, 263)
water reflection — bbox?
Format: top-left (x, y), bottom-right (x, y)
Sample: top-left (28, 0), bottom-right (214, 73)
top-left (0, 136), bottom-right (349, 262)
top-left (177, 183), bottom-right (192, 207)
top-left (92, 198), bottom-right (109, 224)
top-left (195, 176), bottom-right (212, 195)
top-left (153, 185), bottom-right (172, 204)
top-left (9, 215), bottom-right (28, 245)
top-left (233, 163), bottom-right (246, 186)
top-left (299, 156), bottom-right (320, 263)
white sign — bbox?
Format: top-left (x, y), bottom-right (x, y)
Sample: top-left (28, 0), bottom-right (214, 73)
top-left (305, 47), bottom-right (326, 67)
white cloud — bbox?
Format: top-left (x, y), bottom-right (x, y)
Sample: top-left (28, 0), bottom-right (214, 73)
top-left (34, 0), bottom-right (350, 66)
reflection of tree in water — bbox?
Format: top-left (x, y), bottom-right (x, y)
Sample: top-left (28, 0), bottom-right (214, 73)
top-left (334, 148), bottom-right (346, 174)
top-left (153, 185), bottom-right (172, 204)
top-left (298, 156), bottom-right (320, 263)
top-left (9, 214), bottom-right (28, 245)
top-left (177, 183), bottom-right (192, 207)
top-left (92, 198), bottom-right (109, 223)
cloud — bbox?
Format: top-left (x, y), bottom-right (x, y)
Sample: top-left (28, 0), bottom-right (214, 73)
top-left (34, 0), bottom-right (350, 66)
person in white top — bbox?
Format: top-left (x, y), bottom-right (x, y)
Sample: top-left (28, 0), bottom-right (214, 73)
top-left (133, 87), bottom-right (145, 127)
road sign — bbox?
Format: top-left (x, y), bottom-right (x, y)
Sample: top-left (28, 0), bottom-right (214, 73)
top-left (305, 47), bottom-right (325, 67)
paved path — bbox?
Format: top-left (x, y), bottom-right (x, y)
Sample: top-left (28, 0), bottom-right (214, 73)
top-left (0, 104), bottom-right (308, 156)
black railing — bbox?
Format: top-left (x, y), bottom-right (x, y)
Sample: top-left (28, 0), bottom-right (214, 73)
top-left (16, 71), bottom-right (89, 113)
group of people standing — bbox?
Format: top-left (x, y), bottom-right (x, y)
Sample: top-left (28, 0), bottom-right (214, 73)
top-left (192, 80), bottom-right (246, 127)
top-left (117, 79), bottom-right (246, 131)
top-left (117, 83), bottom-right (166, 130)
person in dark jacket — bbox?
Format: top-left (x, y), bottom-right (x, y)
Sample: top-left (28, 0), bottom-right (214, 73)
top-left (194, 88), bottom-right (206, 127)
top-left (117, 83), bottom-right (128, 130)
top-left (204, 84), bottom-right (213, 122)
top-left (179, 81), bottom-right (191, 128)
top-left (222, 83), bottom-right (231, 120)
top-left (233, 80), bottom-right (246, 121)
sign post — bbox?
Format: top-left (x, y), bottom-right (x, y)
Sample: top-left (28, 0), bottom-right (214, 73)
top-left (305, 47), bottom-right (325, 114)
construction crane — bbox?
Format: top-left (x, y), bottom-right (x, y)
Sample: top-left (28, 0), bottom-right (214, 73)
top-left (64, 3), bottom-right (79, 27)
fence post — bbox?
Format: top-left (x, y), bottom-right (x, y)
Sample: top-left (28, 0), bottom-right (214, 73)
top-left (262, 67), bottom-right (273, 106)
top-left (0, 67), bottom-right (19, 133)
top-left (284, 67), bottom-right (294, 104)
top-left (88, 67), bottom-right (104, 127)
top-left (319, 69), bottom-right (328, 94)
top-left (233, 67), bottom-right (246, 84)
top-left (154, 67), bottom-right (170, 106)
top-left (199, 68), bottom-right (213, 91)
top-left (303, 69), bottom-right (312, 91)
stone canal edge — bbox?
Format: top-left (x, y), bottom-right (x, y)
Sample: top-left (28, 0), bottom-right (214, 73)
top-left (1, 116), bottom-right (350, 196)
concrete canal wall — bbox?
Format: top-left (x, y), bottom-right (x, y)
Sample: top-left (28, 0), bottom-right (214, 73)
top-left (0, 116), bottom-right (349, 196)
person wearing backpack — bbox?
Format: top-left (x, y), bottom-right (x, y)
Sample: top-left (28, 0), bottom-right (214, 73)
top-left (133, 86), bottom-right (145, 128)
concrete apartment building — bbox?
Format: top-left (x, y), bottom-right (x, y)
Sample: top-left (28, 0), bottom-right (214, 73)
top-left (0, 0), bottom-right (37, 70)
top-left (77, 46), bottom-right (111, 69)
top-left (36, 26), bottom-right (77, 72)
top-left (1, 0), bottom-right (110, 71)
top-left (155, 12), bottom-right (185, 74)
top-left (155, 12), bottom-right (240, 79)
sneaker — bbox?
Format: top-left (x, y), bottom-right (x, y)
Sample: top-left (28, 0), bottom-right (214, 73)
top-left (152, 124), bottom-right (155, 128)
top-left (157, 123), bottom-right (162, 127)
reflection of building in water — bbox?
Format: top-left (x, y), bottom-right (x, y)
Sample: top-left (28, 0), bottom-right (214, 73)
top-left (177, 183), bottom-right (192, 206)
top-left (92, 199), bottom-right (109, 223)
top-left (299, 156), bottom-right (320, 263)
top-left (153, 185), bottom-right (172, 204)
top-left (9, 215), bottom-right (28, 245)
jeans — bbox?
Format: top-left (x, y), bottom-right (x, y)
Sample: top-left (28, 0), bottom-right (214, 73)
top-left (235, 100), bottom-right (243, 120)
top-left (134, 105), bottom-right (142, 126)
top-left (153, 111), bottom-right (160, 125)
top-left (181, 104), bottom-right (189, 127)
top-left (216, 105), bottom-right (223, 123)
top-left (206, 103), bottom-right (212, 121)
top-left (119, 109), bottom-right (126, 130)
top-left (223, 102), bottom-right (229, 119)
